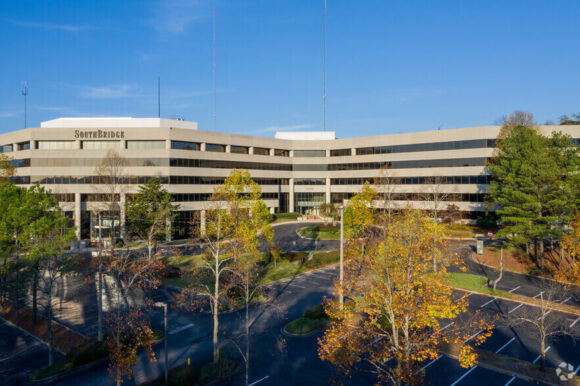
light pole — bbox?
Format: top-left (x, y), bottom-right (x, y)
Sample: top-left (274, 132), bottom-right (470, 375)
top-left (154, 302), bottom-right (168, 385)
top-left (339, 205), bottom-right (344, 309)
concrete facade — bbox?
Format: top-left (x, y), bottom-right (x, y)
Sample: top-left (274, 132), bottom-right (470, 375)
top-left (1, 117), bottom-right (578, 240)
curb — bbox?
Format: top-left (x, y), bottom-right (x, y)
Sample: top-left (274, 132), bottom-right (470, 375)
top-left (470, 253), bottom-right (580, 289)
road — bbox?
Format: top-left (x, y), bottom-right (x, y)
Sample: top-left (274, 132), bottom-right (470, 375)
top-left (5, 224), bottom-right (580, 385)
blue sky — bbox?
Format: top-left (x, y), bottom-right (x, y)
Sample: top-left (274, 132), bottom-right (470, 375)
top-left (0, 0), bottom-right (579, 137)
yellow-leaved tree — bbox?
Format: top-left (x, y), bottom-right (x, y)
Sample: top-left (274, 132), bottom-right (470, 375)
top-left (557, 215), bottom-right (580, 286)
top-left (318, 209), bottom-right (493, 385)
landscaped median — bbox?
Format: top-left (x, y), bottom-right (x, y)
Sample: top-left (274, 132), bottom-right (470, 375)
top-left (447, 272), bottom-right (580, 317)
top-left (297, 225), bottom-right (342, 240)
top-left (162, 250), bottom-right (341, 289)
top-left (283, 304), bottom-right (330, 335)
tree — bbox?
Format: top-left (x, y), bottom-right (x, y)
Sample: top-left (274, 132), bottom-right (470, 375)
top-left (497, 110), bottom-right (536, 142)
top-left (556, 215), bottom-right (580, 286)
top-left (487, 125), bottom-right (579, 268)
top-left (374, 165), bottom-right (400, 225)
top-left (105, 248), bottom-right (162, 386)
top-left (223, 170), bottom-right (273, 386)
top-left (559, 113), bottom-right (580, 125)
top-left (125, 178), bottom-right (179, 262)
top-left (0, 154), bottom-right (14, 182)
top-left (318, 210), bottom-right (493, 384)
top-left (343, 181), bottom-right (376, 240)
top-left (36, 225), bottom-right (76, 366)
top-left (506, 283), bottom-right (576, 369)
top-left (181, 169), bottom-right (271, 365)
top-left (318, 202), bottom-right (338, 225)
top-left (94, 150), bottom-right (127, 342)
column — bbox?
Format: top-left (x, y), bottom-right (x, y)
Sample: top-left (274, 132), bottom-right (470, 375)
top-left (225, 145), bottom-right (231, 153)
top-left (249, 146), bottom-right (254, 155)
top-left (201, 143), bottom-right (207, 152)
top-left (289, 178), bottom-right (295, 213)
top-left (165, 139), bottom-right (171, 150)
top-left (325, 178), bottom-right (331, 204)
top-left (74, 193), bottom-right (81, 240)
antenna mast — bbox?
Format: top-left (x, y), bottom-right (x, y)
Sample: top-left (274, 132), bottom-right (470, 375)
top-left (212, 8), bottom-right (216, 131)
top-left (323, 0), bottom-right (327, 131)
top-left (22, 82), bottom-right (28, 129)
top-left (157, 76), bottom-right (161, 118)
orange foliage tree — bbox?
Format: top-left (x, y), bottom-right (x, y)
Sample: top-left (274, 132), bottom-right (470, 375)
top-left (318, 210), bottom-right (493, 384)
top-left (557, 215), bottom-right (580, 286)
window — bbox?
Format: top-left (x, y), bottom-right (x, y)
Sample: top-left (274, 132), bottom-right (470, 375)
top-left (355, 139), bottom-right (491, 155)
top-left (230, 145), bottom-right (249, 154)
top-left (81, 141), bottom-right (120, 150)
top-left (0, 144), bottom-right (13, 153)
top-left (17, 142), bottom-right (30, 151)
top-left (171, 141), bottom-right (200, 151)
top-left (205, 143), bottom-right (226, 152)
top-left (294, 178), bottom-right (326, 185)
top-left (274, 149), bottom-right (290, 157)
top-left (293, 150), bottom-right (326, 157)
top-left (37, 141), bottom-right (75, 150)
top-left (330, 148), bottom-right (351, 157)
top-left (12, 159), bottom-right (30, 168)
top-left (253, 147), bottom-right (270, 156)
top-left (126, 140), bottom-right (165, 150)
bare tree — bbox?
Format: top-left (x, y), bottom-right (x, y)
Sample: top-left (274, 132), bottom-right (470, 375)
top-left (506, 282), bottom-right (576, 369)
top-left (93, 150), bottom-right (127, 342)
top-left (374, 165), bottom-right (400, 224)
top-left (492, 247), bottom-right (504, 292)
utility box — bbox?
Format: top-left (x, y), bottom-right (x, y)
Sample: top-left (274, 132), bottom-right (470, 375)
top-left (476, 239), bottom-right (484, 255)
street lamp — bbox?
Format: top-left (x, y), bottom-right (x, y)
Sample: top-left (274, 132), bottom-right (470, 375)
top-left (154, 302), bottom-right (168, 385)
top-left (338, 205), bottom-right (344, 310)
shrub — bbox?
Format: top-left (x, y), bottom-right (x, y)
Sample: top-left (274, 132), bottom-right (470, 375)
top-left (68, 339), bottom-right (109, 367)
top-left (304, 251), bottom-right (339, 268)
top-left (303, 304), bottom-right (328, 320)
top-left (273, 212), bottom-right (300, 220)
top-left (30, 360), bottom-right (73, 381)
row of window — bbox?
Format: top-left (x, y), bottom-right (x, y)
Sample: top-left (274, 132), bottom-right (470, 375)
top-left (1, 142), bottom-right (30, 153)
top-left (331, 175), bottom-right (490, 185)
top-left (294, 158), bottom-right (488, 171)
top-left (356, 139), bottom-right (497, 155)
top-left (330, 192), bottom-right (486, 203)
top-left (170, 158), bottom-right (293, 171)
top-left (26, 175), bottom-right (290, 186)
top-left (294, 178), bottom-right (326, 185)
top-left (170, 141), bottom-right (289, 157)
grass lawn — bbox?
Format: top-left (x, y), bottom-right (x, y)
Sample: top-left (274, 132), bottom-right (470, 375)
top-left (284, 317), bottom-right (328, 334)
top-left (444, 224), bottom-right (496, 238)
top-left (298, 226), bottom-right (343, 240)
top-left (446, 272), bottom-right (512, 298)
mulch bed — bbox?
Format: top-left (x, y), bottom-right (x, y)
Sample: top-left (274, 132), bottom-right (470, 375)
top-left (0, 303), bottom-right (88, 354)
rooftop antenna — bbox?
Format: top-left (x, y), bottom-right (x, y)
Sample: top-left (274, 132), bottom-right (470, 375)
top-left (157, 76), bottom-right (161, 118)
top-left (212, 8), bottom-right (216, 131)
top-left (323, 0), bottom-right (327, 132)
top-left (21, 82), bottom-right (28, 129)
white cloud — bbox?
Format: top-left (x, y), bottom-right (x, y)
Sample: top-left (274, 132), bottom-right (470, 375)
top-left (149, 0), bottom-right (206, 34)
top-left (10, 20), bottom-right (88, 32)
top-left (35, 105), bottom-right (104, 117)
top-left (0, 110), bottom-right (18, 118)
top-left (78, 84), bottom-right (139, 99)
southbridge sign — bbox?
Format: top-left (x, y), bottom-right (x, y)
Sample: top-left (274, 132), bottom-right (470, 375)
top-left (74, 130), bottom-right (125, 139)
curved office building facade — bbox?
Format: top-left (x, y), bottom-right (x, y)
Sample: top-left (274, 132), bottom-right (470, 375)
top-left (1, 117), bottom-right (578, 240)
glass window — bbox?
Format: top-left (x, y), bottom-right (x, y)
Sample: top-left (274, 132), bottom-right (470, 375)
top-left (126, 140), bottom-right (165, 150)
top-left (81, 141), bottom-right (120, 150)
top-left (230, 145), bottom-right (249, 154)
top-left (17, 142), bottom-right (30, 151)
top-left (205, 143), bottom-right (226, 152)
top-left (37, 141), bottom-right (75, 150)
top-left (274, 149), bottom-right (290, 157)
top-left (253, 147), bottom-right (270, 156)
top-left (171, 141), bottom-right (200, 151)
top-left (0, 144), bottom-right (14, 153)
top-left (293, 150), bottom-right (326, 157)
top-left (330, 148), bottom-right (351, 157)
top-left (294, 178), bottom-right (326, 185)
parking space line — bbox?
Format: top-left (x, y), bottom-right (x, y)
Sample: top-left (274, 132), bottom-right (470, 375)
top-left (248, 375), bottom-right (269, 385)
top-left (570, 317), bottom-right (580, 328)
top-left (418, 355), bottom-right (442, 372)
top-left (574, 363), bottom-right (580, 376)
top-left (532, 346), bottom-right (551, 364)
top-left (504, 376), bottom-right (516, 386)
top-left (464, 329), bottom-right (483, 343)
top-left (508, 303), bottom-right (524, 314)
top-left (450, 365), bottom-right (478, 386)
top-left (495, 337), bottom-right (515, 353)
top-left (480, 286), bottom-right (520, 309)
